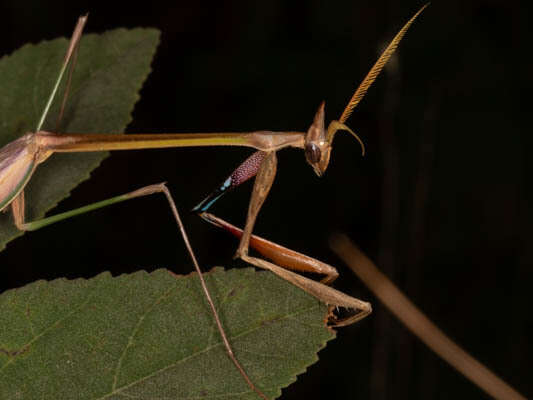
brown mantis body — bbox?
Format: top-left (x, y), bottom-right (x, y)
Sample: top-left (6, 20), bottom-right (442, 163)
top-left (0, 5), bottom-right (428, 398)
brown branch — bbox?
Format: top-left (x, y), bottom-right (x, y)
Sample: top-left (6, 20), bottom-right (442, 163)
top-left (330, 235), bottom-right (526, 400)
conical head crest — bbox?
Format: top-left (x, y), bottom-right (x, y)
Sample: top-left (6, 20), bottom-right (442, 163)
top-left (304, 101), bottom-right (332, 176)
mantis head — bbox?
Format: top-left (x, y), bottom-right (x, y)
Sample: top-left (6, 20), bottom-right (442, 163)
top-left (303, 3), bottom-right (429, 176)
top-left (304, 101), bottom-right (365, 177)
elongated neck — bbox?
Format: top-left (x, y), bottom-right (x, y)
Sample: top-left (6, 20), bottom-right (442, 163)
top-left (35, 130), bottom-right (305, 152)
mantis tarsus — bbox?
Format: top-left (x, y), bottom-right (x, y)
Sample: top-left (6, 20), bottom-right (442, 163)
top-left (1, 4), bottom-right (427, 398)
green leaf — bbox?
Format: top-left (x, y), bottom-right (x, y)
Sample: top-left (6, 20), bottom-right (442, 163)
top-left (0, 267), bottom-right (335, 399)
top-left (0, 27), bottom-right (160, 251)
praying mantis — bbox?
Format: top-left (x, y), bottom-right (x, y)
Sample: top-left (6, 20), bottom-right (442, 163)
top-left (1, 4), bottom-right (427, 398)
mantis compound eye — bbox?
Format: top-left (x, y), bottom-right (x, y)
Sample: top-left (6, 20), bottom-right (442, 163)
top-left (305, 143), bottom-right (322, 164)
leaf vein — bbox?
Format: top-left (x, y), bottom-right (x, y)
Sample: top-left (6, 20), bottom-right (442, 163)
top-left (98, 303), bottom-right (321, 399)
top-left (111, 283), bottom-right (177, 391)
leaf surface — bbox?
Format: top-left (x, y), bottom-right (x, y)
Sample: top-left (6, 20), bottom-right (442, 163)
top-left (0, 267), bottom-right (335, 399)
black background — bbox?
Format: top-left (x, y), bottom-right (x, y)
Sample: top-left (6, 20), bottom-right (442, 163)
top-left (1, 1), bottom-right (531, 399)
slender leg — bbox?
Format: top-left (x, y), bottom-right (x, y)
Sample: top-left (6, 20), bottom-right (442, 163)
top-left (235, 151), bottom-right (277, 258)
top-left (157, 186), bottom-right (268, 400)
top-left (199, 212), bottom-right (338, 284)
top-left (242, 254), bottom-right (371, 327)
top-left (11, 184), bottom-right (268, 399)
top-left (11, 184), bottom-right (175, 231)
top-left (199, 212), bottom-right (371, 326)
top-left (11, 191), bottom-right (25, 229)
